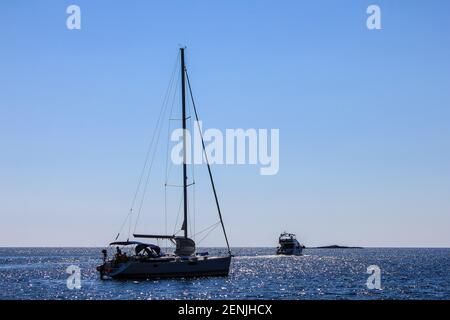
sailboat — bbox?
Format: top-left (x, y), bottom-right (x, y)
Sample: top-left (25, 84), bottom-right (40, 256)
top-left (97, 48), bottom-right (232, 279)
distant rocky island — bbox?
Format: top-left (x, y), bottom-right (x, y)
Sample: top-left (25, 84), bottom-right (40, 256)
top-left (307, 245), bottom-right (363, 249)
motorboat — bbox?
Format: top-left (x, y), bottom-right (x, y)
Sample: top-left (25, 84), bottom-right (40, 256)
top-left (276, 232), bottom-right (303, 256)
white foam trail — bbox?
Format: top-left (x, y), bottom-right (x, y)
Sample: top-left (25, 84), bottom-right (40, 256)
top-left (234, 254), bottom-right (309, 260)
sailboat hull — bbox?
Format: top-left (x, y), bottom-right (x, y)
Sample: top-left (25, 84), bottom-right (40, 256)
top-left (100, 256), bottom-right (231, 280)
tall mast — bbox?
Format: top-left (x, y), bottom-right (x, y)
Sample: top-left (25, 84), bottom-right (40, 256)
top-left (180, 47), bottom-right (188, 239)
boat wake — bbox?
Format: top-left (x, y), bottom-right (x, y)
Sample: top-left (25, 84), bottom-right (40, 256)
top-left (234, 254), bottom-right (309, 260)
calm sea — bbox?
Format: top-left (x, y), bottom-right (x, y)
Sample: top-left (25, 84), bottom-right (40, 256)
top-left (0, 248), bottom-right (449, 300)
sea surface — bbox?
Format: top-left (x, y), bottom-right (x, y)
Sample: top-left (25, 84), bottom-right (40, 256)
top-left (0, 248), bottom-right (449, 300)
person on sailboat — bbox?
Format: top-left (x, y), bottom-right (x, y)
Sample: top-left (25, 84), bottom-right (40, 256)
top-left (102, 249), bottom-right (107, 263)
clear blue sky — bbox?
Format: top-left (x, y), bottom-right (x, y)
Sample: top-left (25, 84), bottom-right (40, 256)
top-left (1, 0), bottom-right (450, 247)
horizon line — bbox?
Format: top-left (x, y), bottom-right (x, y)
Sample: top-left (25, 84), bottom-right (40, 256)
top-left (1, 246), bottom-right (450, 249)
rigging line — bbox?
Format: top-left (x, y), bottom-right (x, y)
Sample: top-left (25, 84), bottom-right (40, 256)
top-left (170, 116), bottom-right (191, 121)
top-left (188, 198), bottom-right (192, 238)
top-left (188, 91), bottom-right (197, 240)
top-left (164, 68), bottom-right (181, 186)
top-left (165, 75), bottom-right (179, 183)
top-left (184, 66), bottom-right (192, 239)
top-left (188, 187), bottom-right (192, 238)
top-left (192, 177), bottom-right (196, 240)
top-left (192, 221), bottom-right (221, 238)
top-left (127, 211), bottom-right (131, 240)
top-left (114, 209), bottom-right (133, 240)
top-left (131, 52), bottom-right (179, 210)
top-left (197, 223), bottom-right (220, 246)
top-left (173, 191), bottom-right (184, 235)
top-left (133, 62), bottom-right (180, 234)
top-left (115, 53), bottom-right (179, 241)
top-left (165, 183), bottom-right (195, 188)
top-left (163, 62), bottom-right (180, 248)
top-left (185, 69), bottom-right (232, 255)
top-left (133, 96), bottom-right (171, 234)
top-left (164, 184), bottom-right (167, 250)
